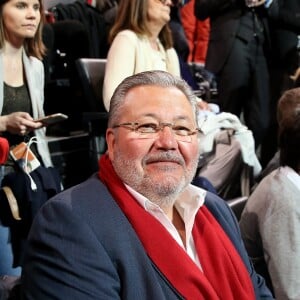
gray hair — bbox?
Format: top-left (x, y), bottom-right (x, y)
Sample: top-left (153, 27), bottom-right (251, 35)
top-left (108, 70), bottom-right (199, 127)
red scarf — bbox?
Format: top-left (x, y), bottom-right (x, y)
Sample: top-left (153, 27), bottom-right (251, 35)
top-left (98, 154), bottom-right (255, 300)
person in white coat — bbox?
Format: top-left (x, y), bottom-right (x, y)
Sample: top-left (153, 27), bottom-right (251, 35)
top-left (0, 0), bottom-right (55, 276)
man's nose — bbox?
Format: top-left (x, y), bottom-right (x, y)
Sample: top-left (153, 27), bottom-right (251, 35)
top-left (154, 126), bottom-right (178, 149)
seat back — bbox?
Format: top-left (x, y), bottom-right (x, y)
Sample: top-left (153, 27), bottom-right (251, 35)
top-left (75, 58), bottom-right (108, 170)
top-left (75, 58), bottom-right (107, 112)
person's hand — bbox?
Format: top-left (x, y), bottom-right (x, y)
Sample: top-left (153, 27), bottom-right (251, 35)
top-left (197, 99), bottom-right (210, 110)
top-left (196, 98), bottom-right (220, 113)
top-left (0, 112), bottom-right (44, 136)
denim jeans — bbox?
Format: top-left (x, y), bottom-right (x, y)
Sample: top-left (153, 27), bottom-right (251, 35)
top-left (0, 166), bottom-right (21, 276)
top-left (0, 225), bottom-right (21, 276)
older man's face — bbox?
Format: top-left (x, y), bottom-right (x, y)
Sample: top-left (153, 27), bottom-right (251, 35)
top-left (106, 85), bottom-right (200, 204)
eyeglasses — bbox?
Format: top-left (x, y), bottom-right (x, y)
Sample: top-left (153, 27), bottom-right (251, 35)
top-left (112, 122), bottom-right (199, 143)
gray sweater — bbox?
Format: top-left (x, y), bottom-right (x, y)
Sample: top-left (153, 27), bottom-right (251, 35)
top-left (240, 167), bottom-right (300, 300)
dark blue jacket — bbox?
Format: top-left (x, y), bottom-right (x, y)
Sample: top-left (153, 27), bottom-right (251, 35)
top-left (21, 174), bottom-right (273, 299)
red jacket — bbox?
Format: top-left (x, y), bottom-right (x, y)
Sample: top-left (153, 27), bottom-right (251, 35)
top-left (180, 0), bottom-right (210, 64)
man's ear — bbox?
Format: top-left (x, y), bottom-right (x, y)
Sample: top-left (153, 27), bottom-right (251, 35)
top-left (106, 128), bottom-right (116, 160)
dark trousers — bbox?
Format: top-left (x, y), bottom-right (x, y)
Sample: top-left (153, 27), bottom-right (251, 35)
top-left (217, 35), bottom-right (270, 148)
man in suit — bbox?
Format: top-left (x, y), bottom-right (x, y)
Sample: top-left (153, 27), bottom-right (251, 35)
top-left (194, 0), bottom-right (273, 149)
top-left (260, 0), bottom-right (300, 166)
top-left (267, 0), bottom-right (300, 82)
top-left (21, 71), bottom-right (273, 299)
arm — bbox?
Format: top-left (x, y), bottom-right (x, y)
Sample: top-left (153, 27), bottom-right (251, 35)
top-left (0, 113), bottom-right (43, 135)
top-left (103, 31), bottom-right (138, 111)
top-left (260, 184), bottom-right (300, 299)
top-left (21, 196), bottom-right (121, 300)
top-left (224, 203), bottom-right (274, 299)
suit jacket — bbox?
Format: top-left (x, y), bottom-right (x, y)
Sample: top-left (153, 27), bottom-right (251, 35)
top-left (267, 0), bottom-right (300, 72)
top-left (21, 174), bottom-right (273, 299)
top-left (0, 50), bottom-right (52, 167)
top-left (194, 0), bottom-right (270, 74)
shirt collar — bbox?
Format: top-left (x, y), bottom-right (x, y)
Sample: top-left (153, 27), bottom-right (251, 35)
top-left (125, 183), bottom-right (206, 226)
top-left (125, 184), bottom-right (206, 268)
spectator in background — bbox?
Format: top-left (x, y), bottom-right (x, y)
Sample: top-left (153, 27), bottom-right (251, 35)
top-left (168, 0), bottom-right (200, 90)
top-left (256, 87), bottom-right (300, 181)
top-left (21, 70), bottom-right (273, 299)
top-left (95, 0), bottom-right (118, 36)
top-left (169, 0), bottom-right (190, 63)
top-left (0, 0), bottom-right (59, 276)
top-left (180, 0), bottom-right (214, 104)
top-left (95, 0), bottom-right (117, 12)
top-left (103, 0), bottom-right (179, 112)
top-left (194, 0), bottom-right (273, 149)
top-left (260, 0), bottom-right (300, 166)
top-left (268, 0), bottom-right (300, 93)
top-left (102, 0), bottom-right (209, 112)
top-left (181, 0), bottom-right (210, 65)
top-left (102, 0), bottom-right (248, 197)
top-left (240, 87), bottom-right (300, 299)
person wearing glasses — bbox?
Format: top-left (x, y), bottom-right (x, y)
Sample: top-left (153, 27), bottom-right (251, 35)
top-left (102, 0), bottom-right (225, 194)
top-left (21, 70), bottom-right (273, 299)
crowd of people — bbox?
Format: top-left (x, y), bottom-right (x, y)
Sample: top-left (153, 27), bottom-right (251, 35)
top-left (0, 0), bottom-right (300, 299)
top-left (21, 70), bottom-right (273, 299)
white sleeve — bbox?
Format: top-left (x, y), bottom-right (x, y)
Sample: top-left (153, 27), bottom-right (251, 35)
top-left (165, 48), bottom-right (181, 77)
top-left (103, 31), bottom-right (138, 111)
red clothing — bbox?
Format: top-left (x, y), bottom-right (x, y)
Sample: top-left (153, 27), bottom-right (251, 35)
top-left (180, 0), bottom-right (210, 63)
top-left (0, 137), bottom-right (9, 164)
top-left (99, 154), bottom-right (256, 299)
